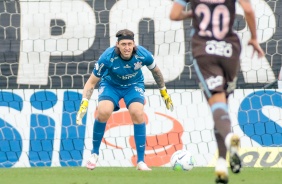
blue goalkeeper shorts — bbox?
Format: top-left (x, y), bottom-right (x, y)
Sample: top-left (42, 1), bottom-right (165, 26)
top-left (98, 81), bottom-right (145, 111)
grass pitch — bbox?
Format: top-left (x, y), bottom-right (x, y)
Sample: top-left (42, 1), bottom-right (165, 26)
top-left (0, 167), bottom-right (281, 184)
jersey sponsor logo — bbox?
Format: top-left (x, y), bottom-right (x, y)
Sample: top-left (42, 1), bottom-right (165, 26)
top-left (117, 72), bottom-right (138, 80)
top-left (113, 66), bottom-right (120, 70)
top-left (205, 40), bottom-right (232, 57)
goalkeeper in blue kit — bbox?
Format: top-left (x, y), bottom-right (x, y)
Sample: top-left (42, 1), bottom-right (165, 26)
top-left (76, 29), bottom-right (173, 171)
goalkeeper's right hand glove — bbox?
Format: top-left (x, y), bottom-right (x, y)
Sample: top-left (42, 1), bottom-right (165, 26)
top-left (76, 98), bottom-right (89, 125)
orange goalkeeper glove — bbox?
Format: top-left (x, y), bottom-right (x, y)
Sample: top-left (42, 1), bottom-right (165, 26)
top-left (76, 98), bottom-right (89, 125)
top-left (160, 87), bottom-right (174, 111)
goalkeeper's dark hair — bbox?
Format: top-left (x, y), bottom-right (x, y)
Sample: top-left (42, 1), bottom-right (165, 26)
top-left (115, 29), bottom-right (137, 55)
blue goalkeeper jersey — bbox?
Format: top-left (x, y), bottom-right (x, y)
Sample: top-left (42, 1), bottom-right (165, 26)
top-left (93, 45), bottom-right (156, 88)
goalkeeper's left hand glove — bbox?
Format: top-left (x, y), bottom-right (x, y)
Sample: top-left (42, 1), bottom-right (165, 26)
top-left (76, 98), bottom-right (89, 125)
top-left (160, 87), bottom-right (174, 111)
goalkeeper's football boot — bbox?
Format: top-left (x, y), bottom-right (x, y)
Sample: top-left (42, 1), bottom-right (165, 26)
top-left (136, 161), bottom-right (152, 171)
top-left (86, 153), bottom-right (98, 170)
top-left (215, 158), bottom-right (229, 184)
top-left (228, 134), bottom-right (241, 174)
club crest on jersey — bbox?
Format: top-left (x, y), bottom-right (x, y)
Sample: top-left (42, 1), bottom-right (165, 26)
top-left (134, 62), bottom-right (142, 70)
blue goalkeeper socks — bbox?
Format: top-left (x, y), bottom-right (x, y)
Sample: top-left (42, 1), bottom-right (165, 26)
top-left (92, 119), bottom-right (106, 155)
top-left (134, 123), bottom-right (146, 163)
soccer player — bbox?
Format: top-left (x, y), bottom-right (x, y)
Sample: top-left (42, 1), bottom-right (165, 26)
top-left (76, 29), bottom-right (174, 171)
top-left (170, 0), bottom-right (264, 183)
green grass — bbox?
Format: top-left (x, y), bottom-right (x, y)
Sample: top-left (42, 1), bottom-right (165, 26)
top-left (0, 167), bottom-right (281, 184)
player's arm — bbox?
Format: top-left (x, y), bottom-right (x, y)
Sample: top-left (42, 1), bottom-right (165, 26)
top-left (239, 0), bottom-right (265, 58)
top-left (76, 73), bottom-right (100, 125)
top-left (170, 1), bottom-right (192, 21)
top-left (83, 73), bottom-right (100, 99)
top-left (149, 65), bottom-right (174, 111)
top-left (150, 65), bottom-right (165, 89)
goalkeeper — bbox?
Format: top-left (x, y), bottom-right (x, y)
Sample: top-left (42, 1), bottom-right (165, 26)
top-left (76, 29), bottom-right (173, 171)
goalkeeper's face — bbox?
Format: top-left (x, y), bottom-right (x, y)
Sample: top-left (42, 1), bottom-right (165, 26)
top-left (116, 40), bottom-right (135, 60)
